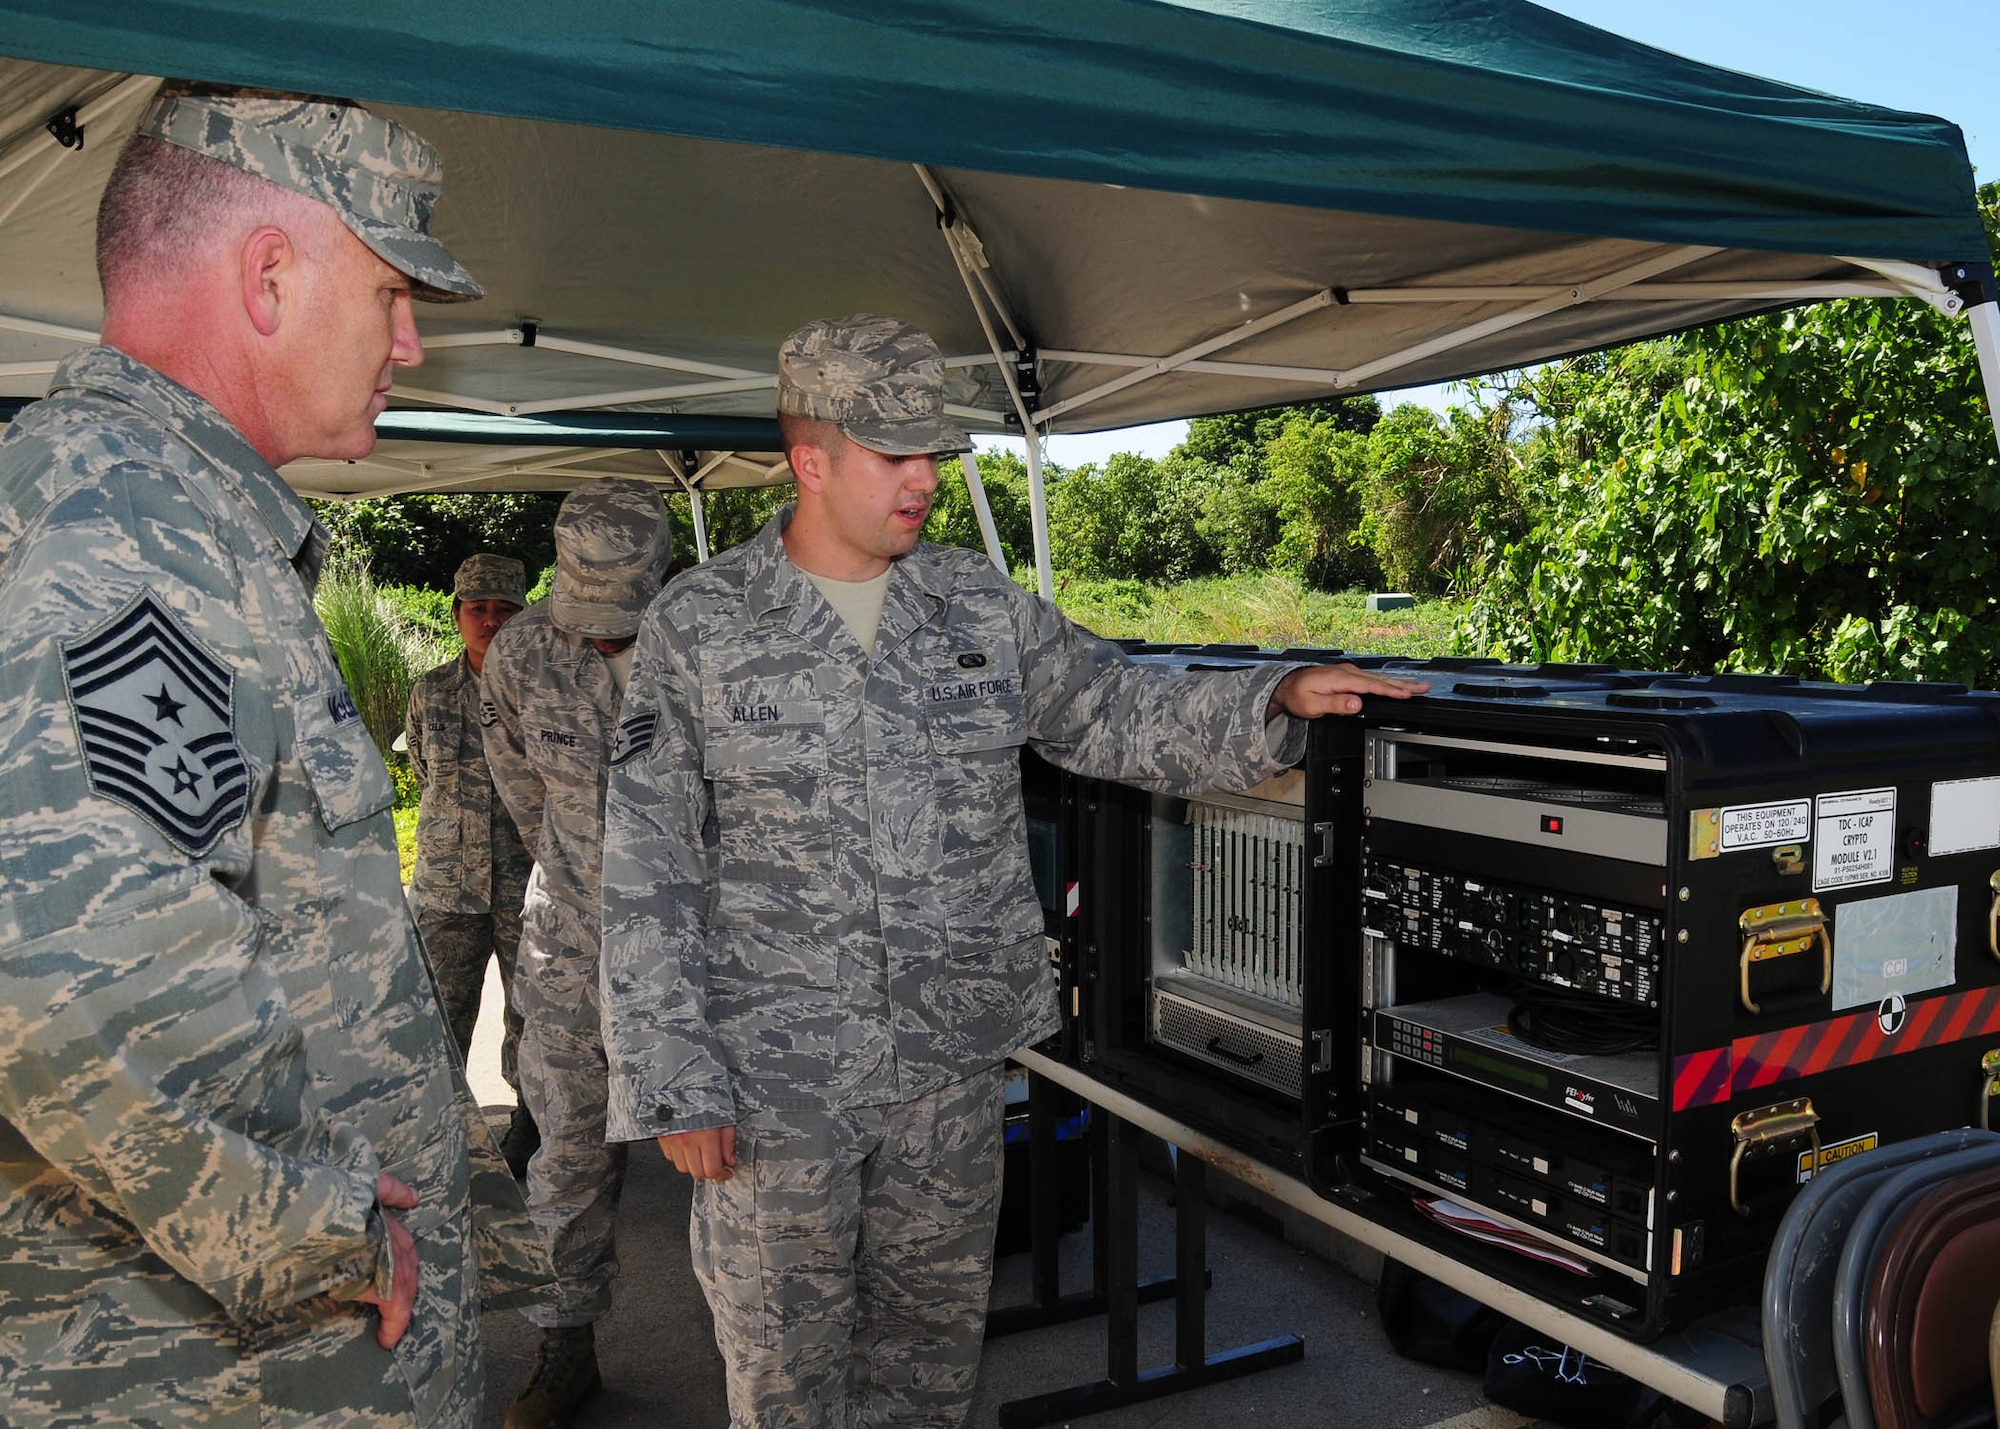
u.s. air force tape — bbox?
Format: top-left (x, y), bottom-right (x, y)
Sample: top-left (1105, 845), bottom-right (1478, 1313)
top-left (60, 591), bottom-right (251, 856)
top-left (611, 711), bottom-right (658, 768)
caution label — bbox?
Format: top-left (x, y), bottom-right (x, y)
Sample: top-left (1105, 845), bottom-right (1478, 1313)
top-left (1798, 1131), bottom-right (1878, 1182)
top-left (1814, 788), bottom-right (1896, 891)
top-left (1720, 799), bottom-right (1811, 851)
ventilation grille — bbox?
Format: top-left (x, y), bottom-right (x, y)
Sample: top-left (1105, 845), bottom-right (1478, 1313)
top-left (1186, 801), bottom-right (1306, 1007)
top-left (1150, 986), bottom-right (1302, 1099)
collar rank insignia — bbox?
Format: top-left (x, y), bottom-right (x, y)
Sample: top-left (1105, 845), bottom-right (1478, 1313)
top-left (61, 592), bottom-right (251, 856)
top-left (610, 711), bottom-right (658, 768)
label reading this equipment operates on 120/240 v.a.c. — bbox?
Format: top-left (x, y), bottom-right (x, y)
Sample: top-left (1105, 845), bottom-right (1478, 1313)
top-left (1814, 788), bottom-right (1896, 892)
top-left (1718, 799), bottom-right (1812, 851)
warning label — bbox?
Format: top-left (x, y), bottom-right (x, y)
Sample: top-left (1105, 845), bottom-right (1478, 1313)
top-left (1719, 800), bottom-right (1811, 851)
top-left (1799, 1131), bottom-right (1878, 1182)
top-left (1814, 788), bottom-right (1896, 892)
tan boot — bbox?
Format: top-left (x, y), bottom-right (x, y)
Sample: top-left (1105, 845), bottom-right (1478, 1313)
top-left (504, 1324), bottom-right (602, 1429)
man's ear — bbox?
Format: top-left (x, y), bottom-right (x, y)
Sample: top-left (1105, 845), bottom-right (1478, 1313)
top-left (239, 225), bottom-right (295, 338)
top-left (788, 439), bottom-right (831, 495)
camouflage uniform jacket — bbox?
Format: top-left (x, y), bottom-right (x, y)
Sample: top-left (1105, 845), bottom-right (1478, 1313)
top-left (406, 652), bottom-right (532, 920)
top-left (479, 605), bottom-right (620, 923)
top-left (0, 348), bottom-right (550, 1428)
top-left (599, 508), bottom-right (1305, 1141)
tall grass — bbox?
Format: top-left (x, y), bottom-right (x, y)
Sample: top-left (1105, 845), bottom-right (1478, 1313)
top-left (1043, 570), bottom-right (1463, 658)
top-left (314, 552), bottom-right (458, 764)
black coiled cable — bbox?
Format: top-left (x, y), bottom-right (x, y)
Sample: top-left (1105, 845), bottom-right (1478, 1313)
top-left (1506, 982), bottom-right (1658, 1057)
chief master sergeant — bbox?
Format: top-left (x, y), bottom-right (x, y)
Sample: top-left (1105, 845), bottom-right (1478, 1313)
top-left (406, 552), bottom-right (538, 1176)
top-left (599, 313), bottom-right (1427, 1427)
top-left (0, 86), bottom-right (549, 1426)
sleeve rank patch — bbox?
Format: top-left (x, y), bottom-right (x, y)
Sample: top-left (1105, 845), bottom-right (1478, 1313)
top-left (60, 591), bottom-right (251, 856)
top-left (610, 711), bottom-right (659, 768)
top-left (479, 697), bottom-right (499, 728)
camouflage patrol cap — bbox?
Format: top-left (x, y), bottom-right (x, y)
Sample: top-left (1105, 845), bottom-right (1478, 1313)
top-left (135, 82), bottom-right (482, 302)
top-left (551, 479), bottom-right (672, 640)
top-left (453, 553), bottom-right (526, 606)
top-left (777, 314), bottom-right (970, 456)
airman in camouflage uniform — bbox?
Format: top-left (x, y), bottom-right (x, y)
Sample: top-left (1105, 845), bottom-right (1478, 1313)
top-left (599, 315), bottom-right (1426, 1427)
top-left (406, 554), bottom-right (536, 1169)
top-left (480, 479), bottom-right (672, 1429)
top-left (0, 86), bottom-right (549, 1428)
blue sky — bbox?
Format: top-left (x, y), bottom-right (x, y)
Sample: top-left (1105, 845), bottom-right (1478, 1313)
top-left (993, 0), bottom-right (1999, 467)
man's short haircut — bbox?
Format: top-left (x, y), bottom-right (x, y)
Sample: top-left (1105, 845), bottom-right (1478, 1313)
top-left (777, 409), bottom-right (843, 462)
top-left (96, 135), bottom-right (323, 302)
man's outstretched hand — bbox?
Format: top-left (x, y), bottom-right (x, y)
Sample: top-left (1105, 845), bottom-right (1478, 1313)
top-left (1267, 663), bottom-right (1429, 722)
top-left (357, 1172), bottom-right (419, 1349)
top-left (658, 1126), bottom-right (737, 1182)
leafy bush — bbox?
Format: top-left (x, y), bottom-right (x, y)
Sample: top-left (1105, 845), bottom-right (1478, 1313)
top-left (1461, 299), bottom-right (2000, 683)
top-left (1262, 417), bottom-right (1379, 590)
top-left (1356, 402), bottom-right (1522, 596)
top-left (314, 492), bottom-right (565, 588)
top-left (1047, 451), bottom-right (1231, 583)
top-left (930, 448), bottom-right (1037, 565)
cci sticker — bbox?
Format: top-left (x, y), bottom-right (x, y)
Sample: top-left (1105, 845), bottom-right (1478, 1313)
top-left (1814, 788), bottom-right (1896, 891)
top-left (1798, 1131), bottom-right (1878, 1182)
top-left (1719, 800), bottom-right (1812, 851)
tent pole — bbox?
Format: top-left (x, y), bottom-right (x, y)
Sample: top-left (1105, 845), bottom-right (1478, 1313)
top-left (1025, 428), bottom-right (1054, 601)
top-left (958, 448), bottom-right (1007, 573)
top-left (688, 485), bottom-right (711, 563)
top-left (1966, 300), bottom-right (2000, 459)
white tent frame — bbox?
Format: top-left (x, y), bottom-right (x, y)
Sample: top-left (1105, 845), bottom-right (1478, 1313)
top-left (3, 78), bottom-right (1996, 600)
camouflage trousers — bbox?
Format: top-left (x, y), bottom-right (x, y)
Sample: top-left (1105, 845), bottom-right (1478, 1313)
top-left (515, 891), bottom-right (628, 1328)
top-left (691, 1066), bottom-right (1005, 1429)
top-left (416, 904), bottom-right (524, 1092)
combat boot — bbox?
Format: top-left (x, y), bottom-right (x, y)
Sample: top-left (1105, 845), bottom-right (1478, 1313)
top-left (505, 1324), bottom-right (601, 1429)
top-left (499, 1102), bottom-right (541, 1179)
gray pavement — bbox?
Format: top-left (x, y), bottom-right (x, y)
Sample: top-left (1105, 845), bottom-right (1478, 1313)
top-left (461, 965), bottom-right (1583, 1429)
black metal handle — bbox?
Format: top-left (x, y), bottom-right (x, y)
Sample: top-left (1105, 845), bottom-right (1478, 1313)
top-left (1206, 1037), bottom-right (1263, 1067)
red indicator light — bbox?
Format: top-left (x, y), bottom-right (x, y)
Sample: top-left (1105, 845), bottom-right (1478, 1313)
top-left (1540, 814), bottom-right (1564, 835)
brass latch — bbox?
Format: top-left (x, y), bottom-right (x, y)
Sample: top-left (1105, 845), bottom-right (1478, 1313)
top-left (1981, 1050), bottom-right (2000, 1131)
top-left (1739, 900), bottom-right (1830, 1015)
top-left (1731, 1098), bottom-right (1819, 1216)
top-left (1988, 872), bottom-right (1999, 961)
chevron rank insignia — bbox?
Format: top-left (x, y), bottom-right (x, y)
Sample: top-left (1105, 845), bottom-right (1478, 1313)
top-left (610, 710), bottom-right (658, 768)
top-left (61, 592), bottom-right (251, 856)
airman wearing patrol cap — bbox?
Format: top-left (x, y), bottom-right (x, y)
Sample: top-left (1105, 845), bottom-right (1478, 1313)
top-left (0, 84), bottom-right (551, 1428)
top-left (599, 314), bottom-right (1425, 1427)
top-left (406, 554), bottom-right (535, 1175)
top-left (481, 479), bottom-right (674, 1429)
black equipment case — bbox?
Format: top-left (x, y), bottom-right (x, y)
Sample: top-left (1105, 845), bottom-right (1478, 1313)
top-left (1333, 673), bottom-right (2000, 1339)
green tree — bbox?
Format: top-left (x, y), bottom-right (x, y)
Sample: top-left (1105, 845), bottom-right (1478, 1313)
top-left (1358, 401), bottom-right (1523, 596)
top-left (1259, 416), bottom-right (1378, 589)
top-left (1180, 396), bottom-right (1382, 474)
top-left (1046, 451), bottom-right (1225, 583)
top-left (928, 448), bottom-right (1036, 566)
top-left (313, 492), bottom-right (564, 588)
top-left (1461, 182), bottom-right (2000, 682)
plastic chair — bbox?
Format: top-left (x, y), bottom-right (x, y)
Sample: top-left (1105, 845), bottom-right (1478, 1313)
top-left (1860, 1162), bottom-right (2000, 1429)
top-left (1763, 1128), bottom-right (1996, 1429)
top-left (1831, 1139), bottom-right (2000, 1429)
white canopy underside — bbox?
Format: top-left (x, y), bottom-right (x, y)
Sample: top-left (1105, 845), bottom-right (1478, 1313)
top-left (0, 65), bottom-right (1969, 502)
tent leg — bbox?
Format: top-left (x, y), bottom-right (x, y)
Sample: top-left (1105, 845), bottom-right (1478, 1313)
top-left (689, 487), bottom-right (712, 563)
top-left (1025, 428), bottom-right (1054, 601)
top-left (960, 448), bottom-right (1007, 573)
top-left (1966, 299), bottom-right (2000, 459)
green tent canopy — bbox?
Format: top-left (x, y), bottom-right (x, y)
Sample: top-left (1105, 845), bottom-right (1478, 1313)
top-left (0, 1), bottom-right (1992, 582)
